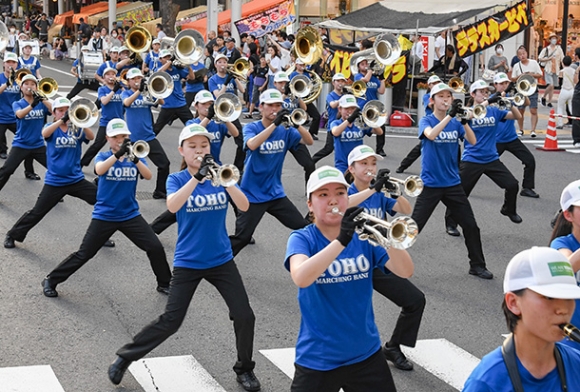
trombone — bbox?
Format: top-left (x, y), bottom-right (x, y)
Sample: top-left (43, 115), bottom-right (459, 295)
top-left (385, 176), bottom-right (424, 197)
top-left (349, 33), bottom-right (401, 77)
top-left (361, 100), bottom-right (387, 128)
top-left (214, 93), bottom-right (242, 122)
top-left (343, 80), bottom-right (367, 98)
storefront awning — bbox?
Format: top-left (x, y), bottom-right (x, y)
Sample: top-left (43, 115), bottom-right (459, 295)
top-left (181, 0), bottom-right (286, 37)
top-left (87, 2), bottom-right (153, 26)
top-left (141, 6), bottom-right (207, 36)
top-left (72, 2), bottom-right (118, 25)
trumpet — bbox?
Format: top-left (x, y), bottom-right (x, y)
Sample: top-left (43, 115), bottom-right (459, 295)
top-left (361, 100), bottom-right (387, 128)
top-left (214, 93), bottom-right (242, 122)
top-left (38, 77), bottom-right (58, 98)
top-left (128, 140), bottom-right (150, 160)
top-left (456, 102), bottom-right (487, 120)
top-left (496, 93), bottom-right (525, 110)
top-left (386, 176), bottom-right (424, 197)
top-left (196, 156), bottom-right (240, 187)
top-left (515, 74), bottom-right (537, 96)
top-left (282, 108), bottom-right (309, 126)
top-left (560, 323), bottom-right (580, 343)
top-left (343, 80), bottom-right (367, 98)
top-left (332, 207), bottom-right (418, 249)
top-left (289, 74), bottom-right (312, 98)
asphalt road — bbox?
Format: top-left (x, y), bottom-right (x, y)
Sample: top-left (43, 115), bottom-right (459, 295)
top-left (0, 57), bottom-right (577, 392)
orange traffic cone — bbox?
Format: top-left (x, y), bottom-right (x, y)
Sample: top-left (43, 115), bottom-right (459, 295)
top-left (537, 109), bottom-right (564, 151)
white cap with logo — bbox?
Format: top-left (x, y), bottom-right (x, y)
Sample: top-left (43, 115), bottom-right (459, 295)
top-left (214, 53), bottom-right (228, 64)
top-left (118, 46), bottom-right (130, 53)
top-left (159, 49), bottom-right (172, 58)
top-left (332, 73), bottom-right (347, 81)
top-left (109, 46), bottom-right (120, 53)
top-left (560, 180), bottom-right (580, 211)
top-left (259, 89), bottom-right (284, 104)
top-left (469, 79), bottom-right (495, 94)
top-left (504, 247), bottom-right (580, 299)
top-left (429, 83), bottom-right (455, 97)
top-left (52, 97), bottom-right (71, 109)
top-left (106, 118), bottom-right (131, 137)
top-left (347, 145), bottom-right (384, 166)
top-left (494, 72), bottom-right (510, 84)
top-left (273, 71), bottom-right (290, 82)
top-left (178, 124), bottom-right (215, 146)
top-left (3, 52), bottom-right (18, 63)
top-left (152, 39), bottom-right (161, 45)
top-left (103, 67), bottom-right (117, 76)
top-left (306, 166), bottom-right (350, 197)
top-left (126, 68), bottom-right (144, 79)
top-left (427, 75), bottom-right (441, 85)
top-left (20, 74), bottom-right (38, 84)
top-left (338, 94), bottom-right (358, 108)
top-left (194, 90), bottom-right (215, 104)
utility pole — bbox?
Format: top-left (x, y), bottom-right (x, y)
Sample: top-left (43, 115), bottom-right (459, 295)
top-left (230, 0), bottom-right (241, 44)
top-left (562, 0), bottom-right (570, 54)
top-left (109, 0), bottom-right (117, 33)
top-left (207, 0), bottom-right (218, 39)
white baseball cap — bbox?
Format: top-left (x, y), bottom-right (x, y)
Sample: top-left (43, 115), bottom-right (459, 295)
top-left (504, 247), bottom-right (580, 299)
top-left (159, 49), bottom-right (172, 58)
top-left (332, 73), bottom-right (347, 81)
top-left (338, 94), bottom-right (358, 108)
top-left (3, 52), bottom-right (18, 63)
top-left (103, 67), bottom-right (117, 76)
top-left (106, 118), bottom-right (131, 137)
top-left (295, 59), bottom-right (305, 65)
top-left (214, 53), bottom-right (228, 64)
top-left (118, 46), bottom-right (130, 53)
top-left (273, 71), bottom-right (290, 82)
top-left (21, 41), bottom-right (32, 48)
top-left (52, 97), bottom-right (71, 109)
top-left (347, 145), bottom-right (384, 166)
top-left (427, 75), bottom-right (441, 85)
top-left (494, 72), bottom-right (510, 84)
top-left (178, 123), bottom-right (215, 146)
top-left (194, 90), bottom-right (215, 104)
top-left (429, 82), bottom-right (455, 97)
top-left (560, 180), bottom-right (580, 211)
top-left (470, 79), bottom-right (495, 94)
top-left (355, 56), bottom-right (368, 66)
top-left (126, 68), bottom-right (144, 79)
top-left (20, 74), bottom-right (37, 84)
top-left (152, 39), bottom-right (161, 45)
top-left (109, 46), bottom-right (120, 53)
top-left (307, 166), bottom-right (350, 197)
top-left (259, 89), bottom-right (284, 104)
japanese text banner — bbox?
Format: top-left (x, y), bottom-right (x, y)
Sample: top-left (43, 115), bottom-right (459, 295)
top-left (234, 0), bottom-right (296, 38)
top-left (453, 0), bottom-right (532, 58)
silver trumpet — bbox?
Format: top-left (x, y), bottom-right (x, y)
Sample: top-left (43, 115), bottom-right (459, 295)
top-left (197, 156), bottom-right (240, 187)
top-left (128, 140), bottom-right (150, 160)
top-left (332, 207), bottom-right (418, 249)
top-left (386, 176), bottom-right (424, 197)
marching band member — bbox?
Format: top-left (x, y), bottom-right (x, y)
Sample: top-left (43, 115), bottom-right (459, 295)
top-left (463, 247), bottom-right (580, 391)
top-left (67, 45), bottom-right (100, 99)
top-left (0, 74), bottom-right (52, 192)
top-left (285, 165), bottom-right (413, 391)
top-left (229, 89), bottom-right (313, 257)
top-left (184, 58), bottom-right (207, 109)
top-left (3, 97), bottom-right (114, 249)
top-left (122, 68), bottom-right (170, 200)
top-left (80, 66), bottom-right (124, 167)
top-left (354, 56), bottom-right (387, 156)
top-left (40, 119), bottom-right (172, 298)
top-left (444, 80), bottom-right (522, 237)
top-left (346, 145), bottom-right (424, 371)
top-left (493, 72), bottom-right (539, 199)
top-left (410, 83), bottom-right (492, 279)
top-left (17, 41), bottom-right (42, 79)
top-left (289, 58), bottom-right (322, 141)
top-left (95, 46), bottom-right (121, 85)
top-left (152, 49), bottom-right (195, 136)
top-left (142, 38), bottom-right (161, 75)
top-left (108, 124), bottom-right (261, 392)
top-left (330, 94), bottom-right (383, 173)
top-left (0, 52), bottom-right (36, 179)
top-left (116, 46), bottom-right (138, 75)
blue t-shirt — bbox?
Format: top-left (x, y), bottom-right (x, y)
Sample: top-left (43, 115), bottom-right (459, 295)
top-left (289, 71), bottom-right (311, 81)
top-left (463, 343), bottom-right (580, 391)
top-left (208, 73), bottom-right (236, 97)
top-left (241, 121), bottom-right (302, 203)
top-left (185, 62), bottom-right (206, 94)
top-left (284, 224), bottom-right (389, 371)
top-left (72, 59), bottom-right (83, 83)
top-left (419, 114), bottom-right (464, 188)
top-left (167, 170), bottom-right (234, 269)
top-left (330, 119), bottom-right (372, 173)
top-left (283, 96), bottom-right (299, 111)
top-left (354, 72), bottom-right (381, 108)
top-left (17, 56), bottom-right (40, 74)
top-left (348, 183), bottom-right (396, 219)
top-left (98, 85), bottom-right (124, 127)
top-left (326, 90), bottom-right (341, 129)
top-left (144, 51), bottom-right (160, 73)
top-left (550, 233), bottom-right (580, 351)
top-left (96, 60), bottom-right (118, 78)
top-left (44, 123), bottom-right (87, 186)
top-left (0, 73), bottom-right (21, 124)
top-left (186, 117), bottom-right (229, 165)
top-left (93, 150), bottom-right (145, 222)
top-left (12, 98), bottom-right (50, 149)
top-left (462, 106), bottom-right (507, 164)
top-left (122, 89), bottom-right (155, 142)
top-left (162, 66), bottom-right (189, 108)
top-left (423, 92), bottom-right (433, 116)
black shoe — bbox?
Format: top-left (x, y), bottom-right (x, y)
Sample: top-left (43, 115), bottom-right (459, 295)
top-left (42, 278), bottom-right (58, 297)
top-left (249, 236), bottom-right (256, 245)
top-left (236, 370), bottom-right (261, 391)
top-left (156, 285), bottom-right (170, 295)
top-left (541, 97), bottom-right (546, 106)
top-left (376, 150), bottom-right (387, 157)
top-left (446, 226), bottom-right (460, 237)
top-left (0, 152), bottom-right (6, 159)
top-left (4, 234), bottom-right (15, 248)
top-left (469, 266), bottom-right (494, 280)
top-left (520, 188), bottom-right (539, 198)
top-left (103, 239), bottom-right (115, 247)
top-left (108, 356), bottom-right (132, 385)
top-left (395, 166), bottom-right (405, 174)
top-left (382, 344), bottom-right (413, 371)
top-left (547, 103), bottom-right (553, 107)
top-left (312, 134), bottom-right (319, 141)
top-left (25, 172), bottom-right (41, 180)
top-left (152, 191), bottom-right (167, 200)
top-left (500, 208), bottom-right (522, 224)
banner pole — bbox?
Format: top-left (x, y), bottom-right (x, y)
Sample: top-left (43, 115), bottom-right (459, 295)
top-left (408, 19), bottom-right (419, 113)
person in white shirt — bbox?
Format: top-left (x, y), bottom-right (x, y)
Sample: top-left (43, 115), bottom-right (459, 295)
top-left (558, 56), bottom-right (575, 129)
top-left (434, 31), bottom-right (447, 60)
top-left (511, 46), bottom-right (542, 137)
top-left (539, 33), bottom-right (565, 108)
top-left (409, 34), bottom-right (424, 75)
top-left (156, 24), bottom-right (167, 40)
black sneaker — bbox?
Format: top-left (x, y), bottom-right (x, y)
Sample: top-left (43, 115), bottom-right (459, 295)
top-left (156, 285), bottom-right (170, 295)
top-left (395, 166), bottom-right (405, 174)
top-left (541, 97), bottom-right (546, 106)
top-left (446, 226), bottom-right (460, 237)
top-left (0, 152), bottom-right (6, 159)
top-left (520, 188), bottom-right (539, 198)
top-left (24, 172), bottom-right (41, 180)
top-left (236, 370), bottom-right (261, 391)
top-left (469, 266), bottom-right (493, 280)
top-left (108, 356), bottom-right (132, 385)
top-left (152, 191), bottom-right (167, 199)
top-left (382, 344), bottom-right (413, 371)
top-left (547, 103), bottom-right (553, 107)
top-left (4, 235), bottom-right (15, 248)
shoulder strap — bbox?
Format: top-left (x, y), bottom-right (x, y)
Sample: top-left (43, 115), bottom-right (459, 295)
top-left (501, 334), bottom-right (525, 392)
top-left (554, 344), bottom-right (568, 392)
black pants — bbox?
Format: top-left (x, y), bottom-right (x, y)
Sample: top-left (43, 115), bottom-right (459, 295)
top-left (306, 102), bottom-right (321, 137)
top-left (399, 142), bottom-right (422, 171)
top-left (66, 80), bottom-right (100, 100)
top-left (0, 122), bottom-right (34, 173)
top-left (8, 180), bottom-right (96, 242)
top-left (412, 185), bottom-right (486, 269)
top-left (372, 270), bottom-right (425, 347)
top-left (146, 138), bottom-right (170, 195)
top-left (45, 215), bottom-right (171, 288)
top-left (0, 146), bottom-right (47, 192)
top-left (289, 144), bottom-right (315, 187)
top-left (312, 129), bottom-right (334, 163)
top-left (572, 90), bottom-right (580, 143)
top-left (80, 125), bottom-right (107, 167)
top-left (116, 261), bottom-right (256, 374)
top-left (232, 118), bottom-right (245, 173)
top-left (496, 139), bottom-right (536, 190)
top-left (153, 105), bottom-right (194, 136)
top-left (150, 209), bottom-right (176, 234)
top-left (376, 126), bottom-right (386, 154)
top-left (445, 159), bottom-right (519, 229)
top-left (185, 91), bottom-right (198, 109)
top-left (291, 349), bottom-right (396, 392)
top-left (230, 197), bottom-right (308, 257)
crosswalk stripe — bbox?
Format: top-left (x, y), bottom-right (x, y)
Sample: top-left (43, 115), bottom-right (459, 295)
top-left (129, 355), bottom-right (227, 392)
top-left (260, 348), bottom-right (296, 378)
top-left (0, 365), bottom-right (66, 392)
top-left (401, 339), bottom-right (480, 391)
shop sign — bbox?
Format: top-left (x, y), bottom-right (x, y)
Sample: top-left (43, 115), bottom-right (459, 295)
top-left (453, 0), bottom-right (532, 58)
top-left (328, 29), bottom-right (374, 47)
top-left (234, 0), bottom-right (296, 38)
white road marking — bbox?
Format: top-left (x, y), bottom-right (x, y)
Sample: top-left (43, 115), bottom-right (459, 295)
top-left (0, 365), bottom-right (66, 392)
top-left (129, 355), bottom-right (227, 392)
top-left (260, 348), bottom-right (296, 378)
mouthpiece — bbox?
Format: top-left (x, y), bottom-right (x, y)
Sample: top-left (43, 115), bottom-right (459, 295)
top-left (365, 171), bottom-right (374, 177)
top-left (560, 323), bottom-right (580, 343)
top-left (331, 207), bottom-right (344, 216)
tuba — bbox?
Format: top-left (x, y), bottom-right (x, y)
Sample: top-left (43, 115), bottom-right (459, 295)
top-left (361, 100), bottom-right (387, 128)
top-left (128, 140), bottom-right (150, 160)
top-left (214, 93), bottom-right (242, 122)
top-left (226, 57), bottom-right (250, 82)
top-left (343, 80), bottom-right (367, 98)
top-left (349, 33), bottom-right (401, 77)
top-left (295, 26), bottom-right (323, 65)
top-left (161, 29), bottom-right (205, 65)
top-left (38, 77), bottom-right (58, 98)
top-left (125, 26), bottom-right (152, 54)
top-left (289, 74), bottom-right (312, 98)
top-left (448, 77), bottom-right (465, 93)
top-left (386, 176), bottom-right (424, 197)
top-left (515, 74), bottom-right (537, 96)
top-left (146, 71), bottom-right (174, 99)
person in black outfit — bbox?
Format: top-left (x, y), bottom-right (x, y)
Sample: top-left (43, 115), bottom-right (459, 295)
top-left (429, 45), bottom-right (469, 81)
top-left (571, 47), bottom-right (580, 146)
